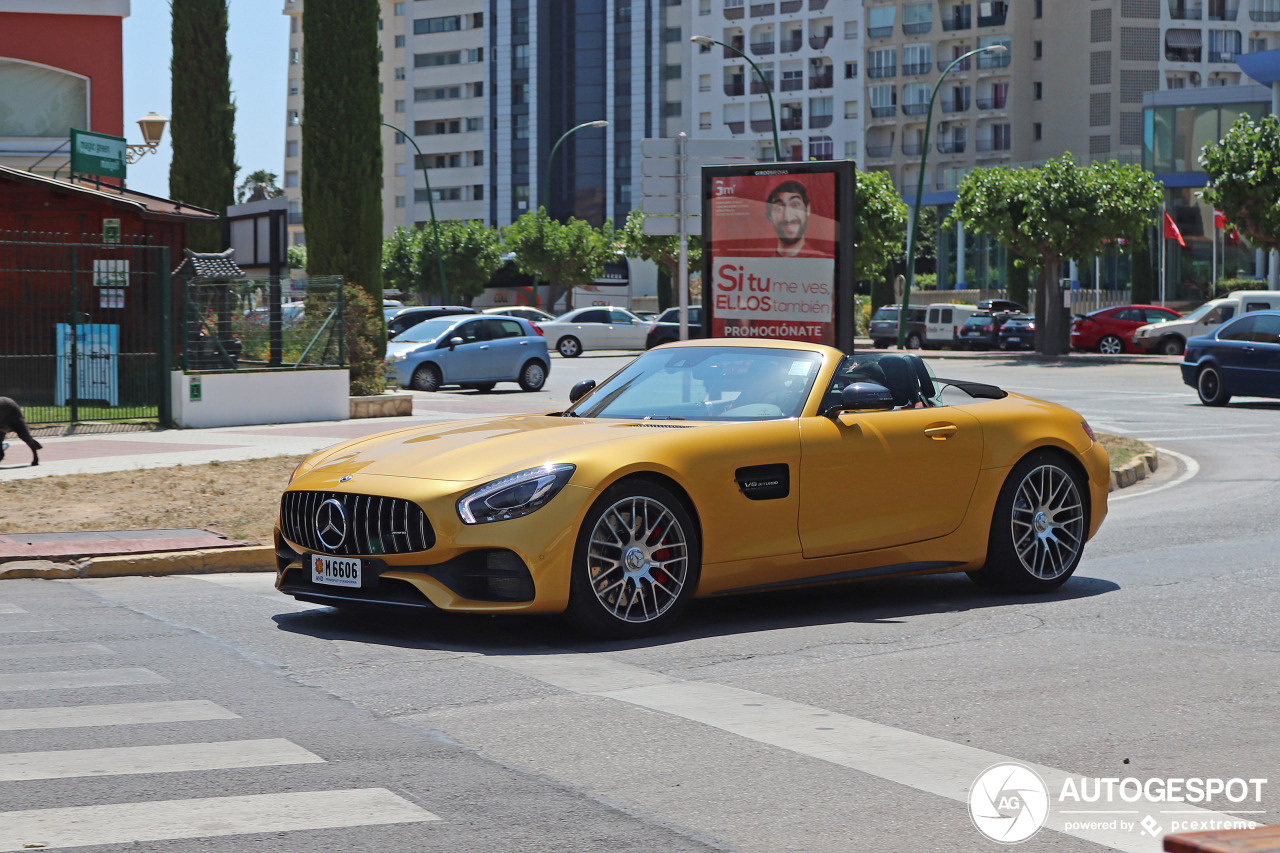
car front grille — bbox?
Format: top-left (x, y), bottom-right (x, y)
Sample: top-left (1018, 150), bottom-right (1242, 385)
top-left (280, 490), bottom-right (435, 556)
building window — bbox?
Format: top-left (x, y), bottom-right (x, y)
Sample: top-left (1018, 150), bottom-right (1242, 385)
top-left (1034, 40), bottom-right (1043, 59)
top-left (414, 15), bottom-right (461, 34)
top-left (663, 27), bottom-right (682, 42)
top-left (285, 170), bottom-right (299, 187)
top-left (514, 44), bottom-right (529, 70)
top-left (289, 79), bottom-right (300, 96)
top-left (290, 48), bottom-right (301, 65)
top-left (465, 117), bottom-right (483, 132)
top-left (471, 150), bottom-right (484, 166)
top-left (287, 109), bottom-right (300, 126)
top-left (416, 51), bottom-right (462, 67)
top-left (286, 140), bottom-right (298, 158)
top-left (473, 184), bottom-right (484, 200)
top-left (395, 195), bottom-right (405, 208)
top-left (514, 114), bottom-right (529, 140)
top-left (1035, 0), bottom-right (1043, 17)
top-left (844, 61), bottom-right (858, 79)
top-left (394, 99), bottom-right (405, 112)
top-left (395, 35), bottom-right (405, 48)
top-left (395, 162), bottom-right (406, 177)
top-left (1033, 81), bottom-right (1042, 99)
top-left (394, 1), bottom-right (404, 14)
top-left (394, 67), bottom-right (405, 80)
top-left (1034, 122), bottom-right (1042, 140)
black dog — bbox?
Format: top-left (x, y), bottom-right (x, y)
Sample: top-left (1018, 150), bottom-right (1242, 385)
top-left (0, 397), bottom-right (41, 466)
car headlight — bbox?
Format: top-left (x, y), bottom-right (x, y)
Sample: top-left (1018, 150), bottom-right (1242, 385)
top-left (457, 464), bottom-right (576, 524)
top-left (387, 350), bottom-right (409, 363)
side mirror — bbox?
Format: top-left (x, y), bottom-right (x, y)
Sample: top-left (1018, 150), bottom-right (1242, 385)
top-left (448, 336), bottom-right (464, 349)
top-left (831, 382), bottom-right (894, 416)
top-left (569, 379), bottom-right (597, 404)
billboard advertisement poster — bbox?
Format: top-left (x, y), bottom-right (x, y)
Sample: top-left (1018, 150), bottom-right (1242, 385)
top-left (701, 161), bottom-right (855, 349)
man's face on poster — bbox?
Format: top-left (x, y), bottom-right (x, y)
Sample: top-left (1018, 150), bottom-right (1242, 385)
top-left (767, 190), bottom-right (809, 248)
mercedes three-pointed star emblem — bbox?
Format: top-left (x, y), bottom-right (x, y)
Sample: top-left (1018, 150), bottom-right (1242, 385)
top-left (315, 498), bottom-right (348, 550)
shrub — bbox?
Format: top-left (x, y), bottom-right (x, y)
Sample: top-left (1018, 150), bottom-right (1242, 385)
top-left (343, 284), bottom-right (385, 396)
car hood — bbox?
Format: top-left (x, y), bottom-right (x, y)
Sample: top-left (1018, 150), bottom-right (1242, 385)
top-left (385, 339), bottom-right (436, 357)
top-left (297, 414), bottom-right (718, 485)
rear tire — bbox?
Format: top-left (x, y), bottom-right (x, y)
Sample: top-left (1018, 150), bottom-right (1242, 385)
top-left (1097, 335), bottom-right (1124, 355)
top-left (873, 338), bottom-right (890, 349)
top-left (518, 359), bottom-right (547, 392)
top-left (968, 451), bottom-right (1087, 593)
top-left (410, 364), bottom-right (442, 392)
top-left (1158, 336), bottom-right (1184, 357)
top-left (557, 336), bottom-right (582, 358)
top-left (905, 332), bottom-right (923, 350)
top-left (1196, 366), bottom-right (1231, 406)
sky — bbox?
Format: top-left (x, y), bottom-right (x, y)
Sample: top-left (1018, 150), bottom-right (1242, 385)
top-left (121, 0), bottom-right (289, 200)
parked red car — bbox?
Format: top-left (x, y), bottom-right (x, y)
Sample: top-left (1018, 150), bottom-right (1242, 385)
top-left (1070, 305), bottom-right (1182, 354)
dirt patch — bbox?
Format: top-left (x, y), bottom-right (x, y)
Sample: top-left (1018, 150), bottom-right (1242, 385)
top-left (1097, 432), bottom-right (1151, 469)
top-left (0, 457), bottom-right (306, 544)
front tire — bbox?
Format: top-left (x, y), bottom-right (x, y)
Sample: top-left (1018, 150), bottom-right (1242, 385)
top-left (410, 363), bottom-right (442, 392)
top-left (1158, 336), bottom-right (1184, 357)
top-left (905, 332), bottom-right (923, 350)
top-left (1097, 335), bottom-right (1124, 355)
top-left (969, 452), bottom-right (1087, 593)
top-left (557, 336), bottom-right (582, 358)
top-left (566, 480), bottom-right (700, 638)
top-left (1196, 366), bottom-right (1231, 406)
top-left (873, 338), bottom-right (890, 349)
top-left (518, 359), bottom-right (547, 392)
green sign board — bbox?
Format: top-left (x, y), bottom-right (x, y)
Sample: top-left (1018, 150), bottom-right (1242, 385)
top-left (70, 128), bottom-right (126, 180)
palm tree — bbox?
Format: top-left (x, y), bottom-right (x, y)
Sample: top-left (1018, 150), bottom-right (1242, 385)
top-left (236, 169), bottom-right (285, 203)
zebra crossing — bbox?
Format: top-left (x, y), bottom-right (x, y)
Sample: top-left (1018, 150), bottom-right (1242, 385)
top-left (0, 599), bottom-right (440, 850)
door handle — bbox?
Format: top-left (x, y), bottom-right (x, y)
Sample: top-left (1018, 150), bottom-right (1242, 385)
top-left (924, 423), bottom-right (958, 440)
top-left (1243, 346), bottom-right (1256, 353)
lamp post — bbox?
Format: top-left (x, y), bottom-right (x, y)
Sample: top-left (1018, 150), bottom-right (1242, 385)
top-left (125, 112), bottom-right (170, 164)
top-left (896, 44), bottom-right (1007, 348)
top-left (382, 122), bottom-right (449, 304)
top-left (540, 119), bottom-right (607, 310)
top-left (691, 34), bottom-right (781, 159)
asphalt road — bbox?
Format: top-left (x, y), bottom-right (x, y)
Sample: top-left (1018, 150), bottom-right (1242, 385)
top-left (2, 353), bottom-right (1277, 852)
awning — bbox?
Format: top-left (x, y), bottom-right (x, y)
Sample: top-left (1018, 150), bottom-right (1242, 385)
top-left (1165, 29), bottom-right (1202, 49)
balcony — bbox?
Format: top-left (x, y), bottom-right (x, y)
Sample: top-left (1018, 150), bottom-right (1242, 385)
top-left (903, 21), bottom-right (933, 35)
top-left (809, 114), bottom-right (833, 128)
top-left (780, 115), bottom-right (803, 130)
top-left (975, 95), bottom-right (1007, 109)
top-left (809, 0), bottom-right (828, 9)
top-left (869, 104), bottom-right (898, 118)
top-left (865, 143), bottom-right (893, 158)
top-left (1166, 47), bottom-right (1202, 61)
top-left (868, 25), bottom-right (894, 38)
top-left (780, 36), bottom-right (803, 51)
top-left (780, 77), bottom-right (804, 91)
top-left (1170, 3), bottom-right (1203, 19)
top-left (867, 65), bottom-right (897, 79)
top-left (1209, 50), bottom-right (1237, 62)
top-left (750, 2), bottom-right (775, 16)
top-left (975, 137), bottom-right (1011, 151)
top-left (751, 118), bottom-right (775, 132)
top-left (1251, 5), bottom-right (1280, 21)
top-left (937, 139), bottom-right (966, 153)
top-left (941, 95), bottom-right (970, 112)
top-left (780, 0), bottom-right (803, 10)
top-left (902, 141), bottom-right (925, 155)
top-left (903, 102), bottom-right (930, 115)
top-left (725, 4), bottom-right (744, 18)
top-left (751, 41), bottom-right (776, 54)
top-left (977, 2), bottom-right (1008, 26)
top-left (726, 121), bottom-right (745, 133)
top-left (724, 41), bottom-right (745, 58)
top-left (724, 81), bottom-right (746, 96)
top-left (751, 79), bottom-right (774, 93)
top-left (809, 72), bottom-right (833, 88)
top-left (941, 8), bottom-right (972, 30)
top-left (902, 61), bottom-right (933, 75)
top-left (977, 52), bottom-right (1012, 69)
top-left (939, 57), bottom-right (971, 71)
top-left (810, 34), bottom-right (832, 49)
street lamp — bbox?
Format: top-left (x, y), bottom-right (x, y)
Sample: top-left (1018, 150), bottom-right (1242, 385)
top-left (125, 112), bottom-right (170, 164)
top-left (382, 121), bottom-right (449, 304)
top-left (897, 44), bottom-right (1007, 349)
top-left (540, 119), bottom-right (607, 310)
top-left (691, 34), bottom-right (781, 159)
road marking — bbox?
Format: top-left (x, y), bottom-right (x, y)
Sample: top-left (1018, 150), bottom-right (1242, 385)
top-left (0, 738), bottom-right (324, 782)
top-left (1110, 447), bottom-right (1200, 502)
top-left (0, 642), bottom-right (114, 661)
top-left (0, 788), bottom-right (439, 851)
top-left (1137, 431), bottom-right (1279, 442)
top-left (484, 653), bottom-right (1247, 853)
top-left (0, 604), bottom-right (26, 614)
top-left (0, 667), bottom-right (166, 692)
top-left (0, 700), bottom-right (239, 732)
top-left (0, 617), bottom-right (62, 634)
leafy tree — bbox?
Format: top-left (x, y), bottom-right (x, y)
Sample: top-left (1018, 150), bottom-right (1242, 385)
top-left (341, 284), bottom-right (384, 396)
top-left (949, 154), bottom-right (1163, 356)
top-left (301, 0), bottom-right (383, 305)
top-left (381, 226), bottom-right (424, 295)
top-left (418, 220), bottom-right (505, 305)
top-left (287, 244), bottom-right (307, 271)
top-left (300, 0), bottom-right (384, 384)
top-left (502, 209), bottom-right (616, 313)
top-left (169, 0), bottom-right (236, 252)
top-left (236, 169), bottom-right (284, 203)
top-left (853, 170), bottom-right (909, 286)
top-left (1200, 114), bottom-right (1280, 253)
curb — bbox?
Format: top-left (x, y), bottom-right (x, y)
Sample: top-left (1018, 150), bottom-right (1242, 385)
top-left (0, 545), bottom-right (275, 581)
top-left (350, 393), bottom-right (413, 418)
top-left (1109, 450), bottom-right (1159, 492)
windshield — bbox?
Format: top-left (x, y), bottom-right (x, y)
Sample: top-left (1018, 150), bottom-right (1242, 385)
top-left (963, 315), bottom-right (991, 327)
top-left (393, 317), bottom-right (462, 343)
top-left (567, 346), bottom-right (823, 421)
top-left (1177, 301), bottom-right (1220, 324)
top-left (659, 307), bottom-right (702, 324)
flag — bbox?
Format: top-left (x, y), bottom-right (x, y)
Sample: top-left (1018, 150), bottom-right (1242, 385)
top-left (1227, 226), bottom-right (1240, 246)
top-left (1214, 209), bottom-right (1226, 230)
top-left (1163, 211), bottom-right (1186, 248)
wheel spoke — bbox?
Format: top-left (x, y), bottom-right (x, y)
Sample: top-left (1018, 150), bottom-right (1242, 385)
top-left (1009, 464), bottom-right (1084, 580)
top-left (586, 494), bottom-right (690, 624)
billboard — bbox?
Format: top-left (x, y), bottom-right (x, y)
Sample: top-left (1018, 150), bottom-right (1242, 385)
top-left (701, 161), bottom-right (855, 349)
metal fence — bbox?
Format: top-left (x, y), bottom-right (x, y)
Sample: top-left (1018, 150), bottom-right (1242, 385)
top-left (0, 231), bottom-right (171, 426)
top-left (182, 275), bottom-right (346, 373)
top-left (908, 287), bottom-right (1132, 314)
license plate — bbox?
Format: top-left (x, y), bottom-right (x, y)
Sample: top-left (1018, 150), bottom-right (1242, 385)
top-left (310, 554), bottom-right (361, 587)
top-left (1007, 336), bottom-right (1021, 343)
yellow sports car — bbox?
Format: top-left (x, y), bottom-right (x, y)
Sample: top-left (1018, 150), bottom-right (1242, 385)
top-left (275, 340), bottom-right (1108, 637)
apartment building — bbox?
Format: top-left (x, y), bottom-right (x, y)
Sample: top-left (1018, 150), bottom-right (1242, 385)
top-left (683, 0), bottom-right (865, 164)
top-left (859, 0), bottom-right (1280, 204)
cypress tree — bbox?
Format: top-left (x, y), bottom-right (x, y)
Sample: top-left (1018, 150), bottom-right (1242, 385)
top-left (300, 0), bottom-right (383, 304)
top-left (169, 0), bottom-right (236, 252)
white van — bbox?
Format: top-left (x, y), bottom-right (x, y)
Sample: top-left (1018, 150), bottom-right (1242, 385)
top-left (1132, 290), bottom-right (1280, 355)
top-left (924, 303), bottom-right (981, 349)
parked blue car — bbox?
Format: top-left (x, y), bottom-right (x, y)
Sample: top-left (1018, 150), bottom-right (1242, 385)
top-left (385, 314), bottom-right (550, 392)
top-left (1181, 309), bottom-right (1280, 406)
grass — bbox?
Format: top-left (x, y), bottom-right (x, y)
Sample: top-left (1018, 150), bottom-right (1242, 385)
top-left (0, 433), bottom-right (1154, 543)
